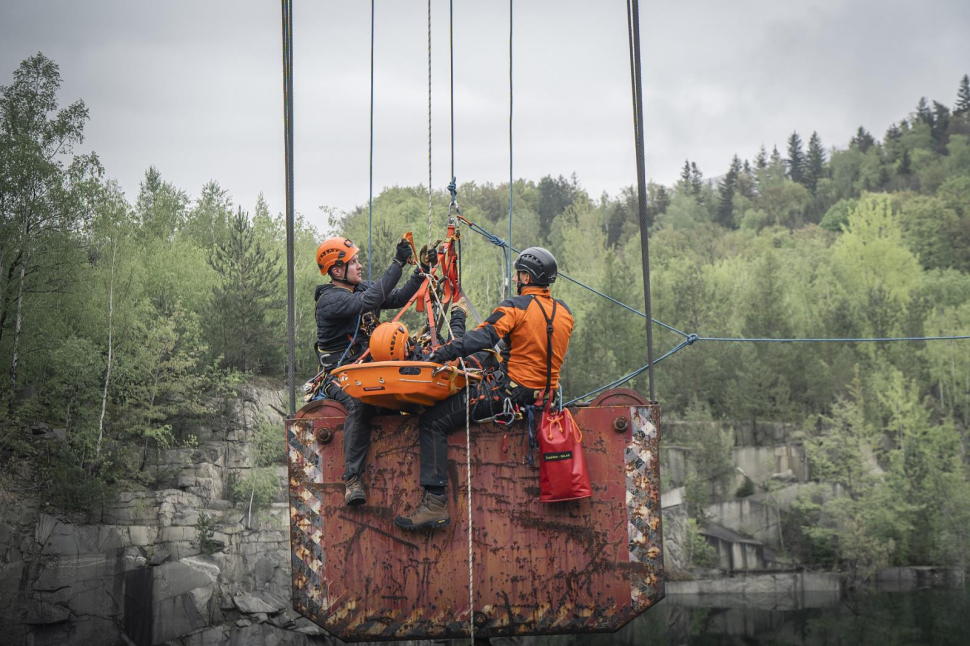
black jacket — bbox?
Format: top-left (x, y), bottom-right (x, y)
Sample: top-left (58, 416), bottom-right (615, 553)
top-left (314, 261), bottom-right (423, 359)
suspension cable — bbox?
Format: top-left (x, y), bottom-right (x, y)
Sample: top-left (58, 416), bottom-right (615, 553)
top-left (367, 0), bottom-right (375, 281)
top-left (450, 0), bottom-right (456, 186)
top-left (627, 0), bottom-right (655, 401)
top-left (506, 0), bottom-right (514, 299)
top-left (281, 0), bottom-right (296, 415)
top-left (427, 0), bottom-right (434, 249)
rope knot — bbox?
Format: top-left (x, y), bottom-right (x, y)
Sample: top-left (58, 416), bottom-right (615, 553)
top-left (686, 333), bottom-right (699, 345)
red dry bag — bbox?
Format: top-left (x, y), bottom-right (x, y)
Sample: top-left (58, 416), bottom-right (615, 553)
top-left (537, 405), bottom-right (591, 502)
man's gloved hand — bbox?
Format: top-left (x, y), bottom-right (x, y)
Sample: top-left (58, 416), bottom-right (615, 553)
top-left (419, 241), bottom-right (441, 272)
top-left (427, 347), bottom-right (450, 364)
top-left (452, 296), bottom-right (469, 316)
top-left (394, 238), bottom-right (413, 265)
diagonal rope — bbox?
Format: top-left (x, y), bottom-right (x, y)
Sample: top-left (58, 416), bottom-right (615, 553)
top-left (457, 216), bottom-right (690, 337)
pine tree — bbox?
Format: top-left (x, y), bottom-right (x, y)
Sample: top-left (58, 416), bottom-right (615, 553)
top-left (915, 97), bottom-right (933, 126)
top-left (786, 132), bottom-right (806, 185)
top-left (931, 101), bottom-right (950, 144)
top-left (690, 162), bottom-right (704, 195)
top-left (957, 74), bottom-right (970, 115)
top-left (851, 127), bottom-right (875, 153)
top-left (898, 148), bottom-right (912, 175)
top-left (755, 145), bottom-right (768, 170)
top-left (679, 160), bottom-right (692, 194)
top-left (717, 155), bottom-right (742, 228)
top-left (884, 123), bottom-right (904, 162)
top-left (805, 132), bottom-right (826, 195)
top-left (207, 208), bottom-right (283, 372)
top-left (654, 185), bottom-right (671, 214)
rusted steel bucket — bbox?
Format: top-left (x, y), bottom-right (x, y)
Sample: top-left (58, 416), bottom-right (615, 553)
top-left (286, 388), bottom-right (663, 641)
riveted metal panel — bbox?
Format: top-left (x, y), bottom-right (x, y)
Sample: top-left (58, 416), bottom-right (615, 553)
top-left (287, 391), bottom-right (663, 641)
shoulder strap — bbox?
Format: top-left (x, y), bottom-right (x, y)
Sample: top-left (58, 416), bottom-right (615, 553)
top-left (531, 295), bottom-right (558, 409)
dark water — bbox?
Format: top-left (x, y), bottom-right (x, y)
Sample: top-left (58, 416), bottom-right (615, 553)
top-left (487, 586), bottom-right (970, 646)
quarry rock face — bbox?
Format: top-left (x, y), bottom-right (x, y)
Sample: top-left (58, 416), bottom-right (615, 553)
top-left (0, 383), bottom-right (344, 646)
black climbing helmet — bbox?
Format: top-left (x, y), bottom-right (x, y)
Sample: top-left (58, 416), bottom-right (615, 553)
top-left (514, 247), bottom-right (558, 285)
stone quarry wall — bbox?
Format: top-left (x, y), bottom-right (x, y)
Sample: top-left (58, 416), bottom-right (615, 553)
top-left (0, 382), bottom-right (341, 646)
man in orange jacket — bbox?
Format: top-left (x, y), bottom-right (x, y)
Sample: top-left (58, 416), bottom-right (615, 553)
top-left (394, 247), bottom-right (574, 530)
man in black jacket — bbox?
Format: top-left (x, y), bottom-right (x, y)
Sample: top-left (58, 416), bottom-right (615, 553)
top-left (314, 235), bottom-right (425, 506)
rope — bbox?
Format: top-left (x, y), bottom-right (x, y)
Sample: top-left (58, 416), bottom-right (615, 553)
top-left (456, 216), bottom-right (970, 403)
top-left (367, 0), bottom-right (375, 281)
top-left (626, 0), bottom-right (655, 401)
top-left (565, 337), bottom-right (693, 406)
top-left (427, 0), bottom-right (434, 249)
top-left (450, 0), bottom-right (455, 186)
top-left (281, 0), bottom-right (296, 415)
top-left (459, 355), bottom-right (474, 644)
top-left (566, 332), bottom-right (970, 406)
top-left (459, 216), bottom-right (689, 336)
top-left (507, 0), bottom-right (514, 299)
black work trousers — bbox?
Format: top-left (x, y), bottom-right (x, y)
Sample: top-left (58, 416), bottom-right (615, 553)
top-left (324, 380), bottom-right (379, 481)
top-left (418, 390), bottom-right (498, 489)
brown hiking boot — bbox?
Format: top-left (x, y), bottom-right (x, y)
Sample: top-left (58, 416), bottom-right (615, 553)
top-left (394, 491), bottom-right (450, 529)
top-left (344, 474), bottom-right (366, 506)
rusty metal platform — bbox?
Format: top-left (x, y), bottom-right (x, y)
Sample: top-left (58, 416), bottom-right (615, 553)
top-left (286, 388), bottom-right (664, 641)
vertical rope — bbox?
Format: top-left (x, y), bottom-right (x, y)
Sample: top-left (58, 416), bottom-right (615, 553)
top-left (427, 0), bottom-right (434, 249)
top-left (367, 0), bottom-right (375, 281)
top-left (450, 0), bottom-right (455, 186)
top-left (627, 0), bottom-right (656, 401)
top-left (507, 0), bottom-right (514, 299)
top-left (461, 357), bottom-right (474, 644)
top-left (281, 0), bottom-right (296, 415)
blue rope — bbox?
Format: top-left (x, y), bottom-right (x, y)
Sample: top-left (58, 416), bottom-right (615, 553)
top-left (459, 217), bottom-right (970, 404)
top-left (462, 218), bottom-right (689, 337)
top-left (698, 335), bottom-right (970, 343)
top-left (565, 337), bottom-right (693, 406)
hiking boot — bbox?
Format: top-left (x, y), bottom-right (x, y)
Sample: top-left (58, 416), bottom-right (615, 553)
top-left (394, 491), bottom-right (450, 529)
top-left (344, 474), bottom-right (366, 506)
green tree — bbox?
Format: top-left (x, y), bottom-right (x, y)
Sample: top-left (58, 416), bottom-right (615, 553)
top-left (537, 174), bottom-right (582, 239)
top-left (678, 160), bottom-right (692, 194)
top-left (956, 74), bottom-right (970, 115)
top-left (786, 132), bottom-right (806, 184)
top-left (896, 195), bottom-right (960, 270)
top-left (0, 53), bottom-right (95, 391)
top-left (755, 145), bottom-right (768, 171)
top-left (851, 126), bottom-right (876, 153)
top-left (716, 155), bottom-right (741, 228)
top-left (135, 166), bottom-right (188, 241)
top-left (208, 208), bottom-right (283, 372)
top-left (805, 131), bottom-right (826, 195)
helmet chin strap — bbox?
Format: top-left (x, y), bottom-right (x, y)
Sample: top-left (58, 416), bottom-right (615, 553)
top-left (331, 267), bottom-right (356, 290)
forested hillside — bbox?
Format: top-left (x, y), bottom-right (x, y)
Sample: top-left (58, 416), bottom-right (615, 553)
top-left (2, 54), bottom-right (969, 575)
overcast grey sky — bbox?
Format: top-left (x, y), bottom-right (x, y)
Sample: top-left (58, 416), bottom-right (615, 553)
top-left (2, 1), bottom-right (968, 234)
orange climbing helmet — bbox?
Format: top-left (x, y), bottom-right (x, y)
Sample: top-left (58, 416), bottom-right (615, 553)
top-left (316, 237), bottom-right (360, 276)
top-left (369, 322), bottom-right (413, 362)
